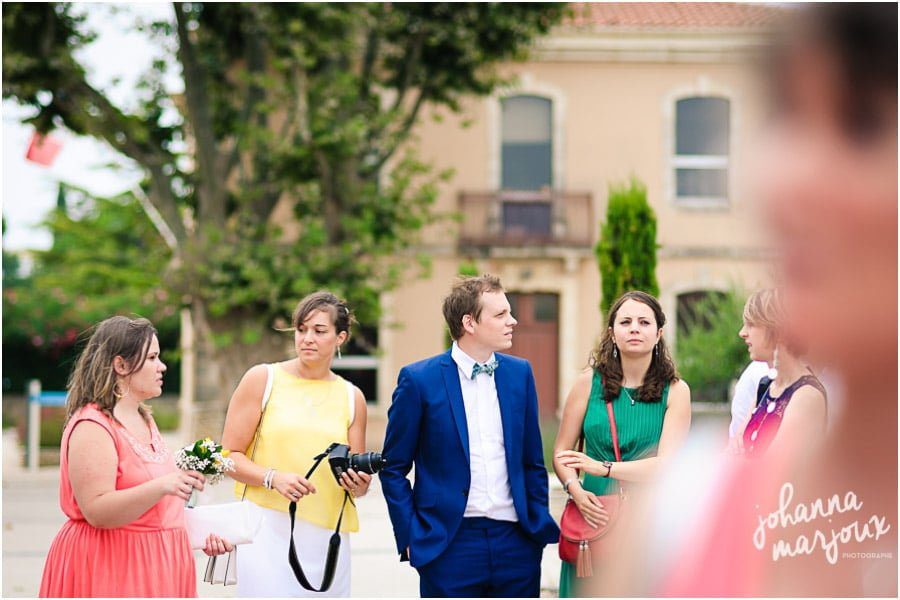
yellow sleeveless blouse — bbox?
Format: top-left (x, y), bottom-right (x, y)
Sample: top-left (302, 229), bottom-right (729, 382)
top-left (235, 365), bottom-right (359, 532)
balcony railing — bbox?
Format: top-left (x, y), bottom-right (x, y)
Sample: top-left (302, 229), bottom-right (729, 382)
top-left (458, 190), bottom-right (593, 249)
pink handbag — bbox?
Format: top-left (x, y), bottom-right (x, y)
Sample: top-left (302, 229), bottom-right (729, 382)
top-left (558, 400), bottom-right (625, 578)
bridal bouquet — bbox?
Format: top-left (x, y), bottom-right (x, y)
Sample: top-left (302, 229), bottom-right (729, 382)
top-left (175, 437), bottom-right (236, 508)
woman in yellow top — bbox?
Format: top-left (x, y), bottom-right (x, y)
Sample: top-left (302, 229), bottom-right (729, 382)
top-left (222, 291), bottom-right (371, 597)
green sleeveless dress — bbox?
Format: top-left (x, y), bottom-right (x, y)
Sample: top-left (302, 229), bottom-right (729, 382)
top-left (559, 372), bottom-right (669, 598)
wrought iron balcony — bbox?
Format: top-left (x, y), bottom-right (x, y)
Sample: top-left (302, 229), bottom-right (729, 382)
top-left (457, 190), bottom-right (594, 249)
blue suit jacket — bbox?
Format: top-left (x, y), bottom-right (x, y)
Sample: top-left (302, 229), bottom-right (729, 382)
top-left (380, 350), bottom-right (560, 568)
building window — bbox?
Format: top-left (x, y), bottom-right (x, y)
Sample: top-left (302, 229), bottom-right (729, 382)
top-left (501, 95), bottom-right (552, 191)
top-left (331, 324), bottom-right (378, 404)
top-left (674, 96), bottom-right (730, 206)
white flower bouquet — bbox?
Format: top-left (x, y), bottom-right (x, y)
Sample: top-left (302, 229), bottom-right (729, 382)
top-left (174, 437), bottom-right (236, 507)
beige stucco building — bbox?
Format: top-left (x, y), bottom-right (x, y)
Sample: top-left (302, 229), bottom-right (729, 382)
top-left (355, 3), bottom-right (785, 423)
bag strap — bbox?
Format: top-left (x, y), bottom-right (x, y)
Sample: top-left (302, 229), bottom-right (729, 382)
top-left (755, 375), bottom-right (772, 408)
top-left (287, 443), bottom-right (356, 593)
top-left (605, 398), bottom-right (628, 499)
top-left (346, 380), bottom-right (356, 426)
top-left (206, 364), bottom-right (275, 585)
top-left (573, 378), bottom-right (623, 473)
top-left (240, 363), bottom-right (274, 502)
top-left (606, 400), bottom-right (622, 462)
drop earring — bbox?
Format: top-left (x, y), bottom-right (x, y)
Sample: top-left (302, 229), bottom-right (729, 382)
top-left (337, 346), bottom-right (342, 360)
top-left (613, 345), bottom-right (618, 359)
top-left (654, 344), bottom-right (659, 358)
top-left (767, 347), bottom-right (779, 380)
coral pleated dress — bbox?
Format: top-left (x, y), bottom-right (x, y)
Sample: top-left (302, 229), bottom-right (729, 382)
top-left (39, 404), bottom-right (196, 597)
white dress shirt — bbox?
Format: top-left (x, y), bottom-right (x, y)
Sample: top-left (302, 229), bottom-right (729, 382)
top-left (729, 361), bottom-right (770, 438)
top-left (451, 342), bottom-right (517, 522)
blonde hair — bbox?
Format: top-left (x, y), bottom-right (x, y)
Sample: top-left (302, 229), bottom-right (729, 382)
top-left (65, 316), bottom-right (157, 425)
top-left (742, 288), bottom-right (785, 346)
top-left (743, 287), bottom-right (784, 324)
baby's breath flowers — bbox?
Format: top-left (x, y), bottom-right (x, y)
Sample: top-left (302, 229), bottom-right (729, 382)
top-left (175, 437), bottom-right (236, 507)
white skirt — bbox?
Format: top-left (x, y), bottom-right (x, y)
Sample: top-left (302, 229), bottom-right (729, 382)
top-left (236, 505), bottom-right (351, 597)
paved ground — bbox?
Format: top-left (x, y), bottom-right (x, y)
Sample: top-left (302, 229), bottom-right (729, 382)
top-left (1, 429), bottom-right (567, 598)
top-left (2, 409), bottom-right (730, 597)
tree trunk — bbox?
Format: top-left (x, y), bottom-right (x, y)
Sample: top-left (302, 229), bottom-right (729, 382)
top-left (184, 300), bottom-right (291, 441)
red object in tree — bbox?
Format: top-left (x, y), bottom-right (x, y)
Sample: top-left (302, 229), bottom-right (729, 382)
top-left (25, 131), bottom-right (63, 166)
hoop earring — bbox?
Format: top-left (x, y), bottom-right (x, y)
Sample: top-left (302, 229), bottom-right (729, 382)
top-left (113, 381), bottom-right (125, 401)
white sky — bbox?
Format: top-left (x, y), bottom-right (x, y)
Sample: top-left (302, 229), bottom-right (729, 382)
top-left (1, 2), bottom-right (179, 251)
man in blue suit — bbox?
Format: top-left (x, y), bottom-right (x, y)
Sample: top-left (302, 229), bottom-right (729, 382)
top-left (381, 274), bottom-right (560, 597)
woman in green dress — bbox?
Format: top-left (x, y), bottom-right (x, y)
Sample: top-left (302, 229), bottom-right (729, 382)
top-left (554, 290), bottom-right (691, 597)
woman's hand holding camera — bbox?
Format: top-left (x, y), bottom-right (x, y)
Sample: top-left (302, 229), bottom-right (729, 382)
top-left (272, 471), bottom-right (316, 502)
top-left (339, 469), bottom-right (372, 497)
top-left (570, 484), bottom-right (610, 530)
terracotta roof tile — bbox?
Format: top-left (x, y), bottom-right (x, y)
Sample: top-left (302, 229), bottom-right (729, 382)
top-left (565, 2), bottom-right (786, 29)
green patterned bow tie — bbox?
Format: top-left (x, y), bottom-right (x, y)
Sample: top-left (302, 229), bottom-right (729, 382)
top-left (471, 359), bottom-right (499, 378)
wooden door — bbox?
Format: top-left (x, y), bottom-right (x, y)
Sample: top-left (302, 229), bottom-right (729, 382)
top-left (507, 293), bottom-right (559, 419)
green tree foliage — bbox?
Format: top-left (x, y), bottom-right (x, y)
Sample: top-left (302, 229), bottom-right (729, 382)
top-left (595, 178), bottom-right (660, 313)
top-left (676, 290), bottom-right (749, 403)
top-left (3, 3), bottom-right (566, 431)
top-left (2, 190), bottom-right (181, 391)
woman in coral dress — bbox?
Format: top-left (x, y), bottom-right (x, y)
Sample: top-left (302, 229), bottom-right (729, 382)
top-left (39, 316), bottom-right (230, 598)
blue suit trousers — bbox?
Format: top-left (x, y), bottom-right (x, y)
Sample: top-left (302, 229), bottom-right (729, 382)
top-left (416, 518), bottom-right (543, 598)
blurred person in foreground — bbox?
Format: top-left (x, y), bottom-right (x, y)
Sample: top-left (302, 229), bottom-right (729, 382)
top-left (39, 316), bottom-right (231, 598)
top-left (588, 4), bottom-right (897, 596)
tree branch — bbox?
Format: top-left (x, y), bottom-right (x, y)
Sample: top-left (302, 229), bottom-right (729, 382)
top-left (48, 81), bottom-right (188, 245)
top-left (390, 29), bottom-right (425, 115)
top-left (365, 27), bottom-right (425, 155)
top-left (367, 86), bottom-right (428, 175)
top-left (174, 1), bottom-right (225, 230)
top-left (358, 24), bottom-right (379, 98)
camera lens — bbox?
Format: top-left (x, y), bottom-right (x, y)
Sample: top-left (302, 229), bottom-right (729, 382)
top-left (349, 451), bottom-right (387, 474)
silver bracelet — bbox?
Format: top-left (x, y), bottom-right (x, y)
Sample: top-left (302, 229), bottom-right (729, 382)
top-left (263, 468), bottom-right (275, 489)
top-left (563, 478), bottom-right (581, 496)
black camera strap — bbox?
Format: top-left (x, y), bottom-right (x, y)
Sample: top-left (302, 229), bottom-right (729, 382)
top-left (287, 443), bottom-right (356, 593)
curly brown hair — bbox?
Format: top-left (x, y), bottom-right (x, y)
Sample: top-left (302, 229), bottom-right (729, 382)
top-left (589, 291), bottom-right (679, 403)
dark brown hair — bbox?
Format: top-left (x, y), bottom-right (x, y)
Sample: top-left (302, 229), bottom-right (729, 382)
top-left (589, 290), bottom-right (678, 403)
top-left (442, 274), bottom-right (504, 341)
top-left (292, 291), bottom-right (355, 339)
top-left (65, 316), bottom-right (157, 424)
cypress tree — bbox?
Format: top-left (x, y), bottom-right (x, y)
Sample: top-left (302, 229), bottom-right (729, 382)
top-left (595, 177), bottom-right (660, 313)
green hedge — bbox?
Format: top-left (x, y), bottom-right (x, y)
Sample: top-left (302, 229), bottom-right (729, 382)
top-left (676, 290), bottom-right (749, 403)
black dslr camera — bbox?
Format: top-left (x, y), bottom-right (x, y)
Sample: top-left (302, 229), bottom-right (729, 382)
top-left (326, 443), bottom-right (387, 484)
